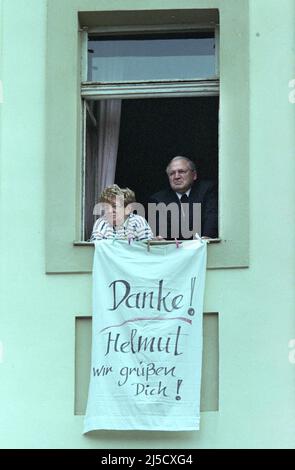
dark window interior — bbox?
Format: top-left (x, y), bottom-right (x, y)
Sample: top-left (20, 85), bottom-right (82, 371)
top-left (84, 96), bottom-right (219, 240)
top-left (115, 96), bottom-right (219, 205)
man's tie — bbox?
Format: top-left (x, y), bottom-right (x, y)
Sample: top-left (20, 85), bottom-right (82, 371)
top-left (180, 193), bottom-right (189, 203)
top-left (179, 193), bottom-right (190, 239)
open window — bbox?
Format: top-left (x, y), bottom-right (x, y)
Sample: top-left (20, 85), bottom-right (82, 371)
top-left (81, 30), bottom-right (220, 241)
top-left (83, 96), bottom-right (219, 240)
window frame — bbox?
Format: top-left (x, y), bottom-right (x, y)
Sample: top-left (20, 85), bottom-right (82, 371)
top-left (46, 1), bottom-right (249, 272)
top-left (81, 27), bottom-right (219, 242)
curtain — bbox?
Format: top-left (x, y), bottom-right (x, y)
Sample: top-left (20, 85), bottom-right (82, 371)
top-left (95, 99), bottom-right (122, 202)
top-left (84, 123), bottom-right (99, 240)
top-left (84, 99), bottom-right (122, 240)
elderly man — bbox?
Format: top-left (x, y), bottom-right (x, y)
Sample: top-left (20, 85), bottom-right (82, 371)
top-left (149, 156), bottom-right (218, 239)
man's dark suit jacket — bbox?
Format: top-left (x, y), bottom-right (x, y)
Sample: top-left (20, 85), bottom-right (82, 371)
top-left (148, 180), bottom-right (218, 239)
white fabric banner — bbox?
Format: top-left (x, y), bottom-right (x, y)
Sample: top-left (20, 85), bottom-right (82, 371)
top-left (84, 239), bottom-right (207, 432)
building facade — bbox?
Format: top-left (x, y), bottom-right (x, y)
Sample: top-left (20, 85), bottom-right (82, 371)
top-left (0, 0), bottom-right (294, 448)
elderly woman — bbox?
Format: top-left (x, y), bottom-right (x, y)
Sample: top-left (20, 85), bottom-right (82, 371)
top-left (90, 184), bottom-right (153, 241)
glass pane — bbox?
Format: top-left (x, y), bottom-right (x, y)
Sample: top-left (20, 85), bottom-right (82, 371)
top-left (87, 33), bottom-right (215, 82)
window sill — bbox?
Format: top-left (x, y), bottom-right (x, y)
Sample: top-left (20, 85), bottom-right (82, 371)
top-left (69, 238), bottom-right (249, 272)
top-left (73, 238), bottom-right (222, 246)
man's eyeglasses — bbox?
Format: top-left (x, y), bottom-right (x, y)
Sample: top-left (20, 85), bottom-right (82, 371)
top-left (168, 169), bottom-right (192, 178)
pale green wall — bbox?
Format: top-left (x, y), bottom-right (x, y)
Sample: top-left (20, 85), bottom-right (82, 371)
top-left (0, 0), bottom-right (294, 449)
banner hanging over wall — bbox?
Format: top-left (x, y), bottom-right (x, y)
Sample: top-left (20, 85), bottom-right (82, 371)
top-left (84, 239), bottom-right (207, 432)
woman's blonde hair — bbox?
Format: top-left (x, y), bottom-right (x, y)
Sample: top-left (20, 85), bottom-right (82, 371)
top-left (99, 184), bottom-right (136, 207)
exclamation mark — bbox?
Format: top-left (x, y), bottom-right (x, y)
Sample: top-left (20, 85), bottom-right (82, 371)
top-left (175, 379), bottom-right (183, 400)
top-left (187, 276), bottom-right (196, 316)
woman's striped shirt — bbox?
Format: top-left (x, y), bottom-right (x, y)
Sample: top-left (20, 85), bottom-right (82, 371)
top-left (90, 213), bottom-right (153, 241)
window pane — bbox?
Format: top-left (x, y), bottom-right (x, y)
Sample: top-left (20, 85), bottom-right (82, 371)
top-left (87, 33), bottom-right (216, 82)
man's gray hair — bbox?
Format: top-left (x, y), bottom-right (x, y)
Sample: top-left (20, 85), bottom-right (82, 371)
top-left (166, 156), bottom-right (197, 174)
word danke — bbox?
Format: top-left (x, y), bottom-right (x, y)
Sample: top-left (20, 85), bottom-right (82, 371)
top-left (108, 279), bottom-right (184, 313)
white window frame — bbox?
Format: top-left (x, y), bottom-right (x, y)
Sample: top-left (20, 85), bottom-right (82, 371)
top-left (80, 26), bottom-right (220, 241)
